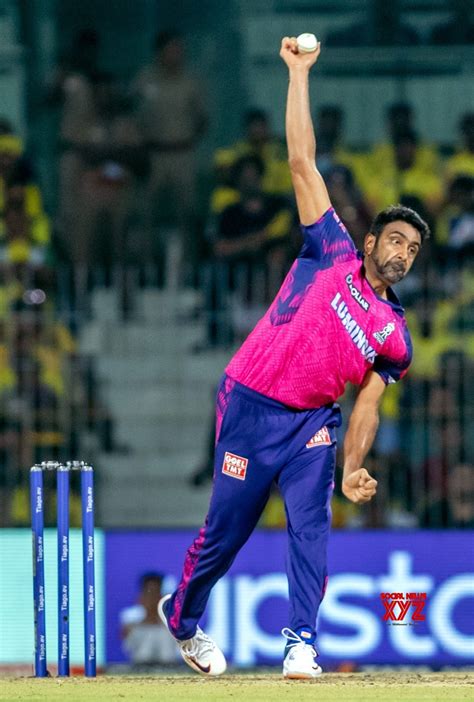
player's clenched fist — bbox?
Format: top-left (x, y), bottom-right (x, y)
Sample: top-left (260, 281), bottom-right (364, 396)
top-left (279, 36), bottom-right (321, 69)
top-left (342, 468), bottom-right (378, 504)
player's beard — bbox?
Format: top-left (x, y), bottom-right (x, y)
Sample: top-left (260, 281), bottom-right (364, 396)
top-left (371, 246), bottom-right (407, 285)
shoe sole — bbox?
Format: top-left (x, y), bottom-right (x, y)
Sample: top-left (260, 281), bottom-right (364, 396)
top-left (283, 665), bottom-right (323, 679)
top-left (284, 672), bottom-right (322, 679)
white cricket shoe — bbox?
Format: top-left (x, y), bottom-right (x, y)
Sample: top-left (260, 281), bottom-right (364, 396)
top-left (158, 594), bottom-right (227, 676)
top-left (282, 627), bottom-right (323, 679)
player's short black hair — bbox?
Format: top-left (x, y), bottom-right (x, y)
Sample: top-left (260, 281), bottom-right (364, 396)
top-left (369, 205), bottom-right (430, 244)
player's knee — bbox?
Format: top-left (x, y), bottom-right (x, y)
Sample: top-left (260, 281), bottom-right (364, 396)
top-left (220, 534), bottom-right (248, 560)
top-left (207, 527), bottom-right (246, 563)
top-left (290, 506), bottom-right (331, 538)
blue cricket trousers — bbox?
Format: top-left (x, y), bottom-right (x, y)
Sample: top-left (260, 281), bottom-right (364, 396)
top-left (167, 375), bottom-right (340, 640)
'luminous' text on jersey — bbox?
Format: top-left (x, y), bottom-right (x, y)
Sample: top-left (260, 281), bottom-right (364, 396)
top-left (330, 293), bottom-right (376, 363)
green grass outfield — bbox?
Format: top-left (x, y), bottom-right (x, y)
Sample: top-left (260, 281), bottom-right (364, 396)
top-left (0, 673), bottom-right (473, 702)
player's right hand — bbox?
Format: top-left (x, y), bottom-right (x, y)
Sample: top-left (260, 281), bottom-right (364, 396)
top-left (342, 468), bottom-right (378, 504)
top-left (279, 37), bottom-right (321, 70)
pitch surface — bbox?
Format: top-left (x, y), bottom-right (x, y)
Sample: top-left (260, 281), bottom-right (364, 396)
top-left (0, 673), bottom-right (473, 701)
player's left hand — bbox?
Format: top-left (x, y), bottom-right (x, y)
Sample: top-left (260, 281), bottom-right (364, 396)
top-left (342, 468), bottom-right (378, 504)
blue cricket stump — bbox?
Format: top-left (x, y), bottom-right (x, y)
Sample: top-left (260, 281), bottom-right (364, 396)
top-left (81, 465), bottom-right (97, 677)
top-left (57, 465), bottom-right (70, 676)
top-left (31, 461), bottom-right (97, 677)
top-left (30, 465), bottom-right (47, 677)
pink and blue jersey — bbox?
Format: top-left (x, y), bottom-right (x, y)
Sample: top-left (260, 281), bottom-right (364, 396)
top-left (226, 207), bottom-right (412, 409)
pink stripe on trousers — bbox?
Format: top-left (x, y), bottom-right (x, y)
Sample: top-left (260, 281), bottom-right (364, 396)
top-left (169, 521), bottom-right (207, 634)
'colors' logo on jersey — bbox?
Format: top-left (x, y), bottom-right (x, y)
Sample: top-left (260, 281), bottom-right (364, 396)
top-left (306, 426), bottom-right (332, 448)
top-left (222, 452), bottom-right (248, 480)
top-left (345, 274), bottom-right (370, 311)
top-left (330, 293), bottom-right (376, 363)
top-left (374, 322), bottom-right (395, 345)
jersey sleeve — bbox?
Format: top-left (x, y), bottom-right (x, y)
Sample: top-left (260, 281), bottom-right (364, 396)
top-left (299, 207), bottom-right (357, 266)
top-left (373, 322), bottom-right (413, 385)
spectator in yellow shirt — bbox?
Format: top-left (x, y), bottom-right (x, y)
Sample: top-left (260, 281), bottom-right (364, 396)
top-left (371, 102), bottom-right (438, 175)
top-left (0, 135), bottom-right (48, 227)
top-left (360, 129), bottom-right (443, 217)
top-left (212, 108), bottom-right (292, 215)
top-left (0, 184), bottom-right (51, 266)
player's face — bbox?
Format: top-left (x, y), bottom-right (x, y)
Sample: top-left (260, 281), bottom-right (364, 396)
top-left (366, 221), bottom-right (421, 284)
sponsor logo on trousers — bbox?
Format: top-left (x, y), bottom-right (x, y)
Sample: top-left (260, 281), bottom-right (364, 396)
top-left (306, 426), bottom-right (332, 448)
top-left (222, 452), bottom-right (248, 480)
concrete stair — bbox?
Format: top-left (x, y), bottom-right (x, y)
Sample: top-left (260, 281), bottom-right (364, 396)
top-left (96, 469), bottom-right (211, 527)
top-left (79, 285), bottom-right (231, 527)
top-left (113, 417), bottom-right (213, 454)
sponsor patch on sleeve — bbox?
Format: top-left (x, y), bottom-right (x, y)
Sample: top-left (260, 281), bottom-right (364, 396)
top-left (222, 451), bottom-right (248, 480)
top-left (306, 426), bottom-right (332, 449)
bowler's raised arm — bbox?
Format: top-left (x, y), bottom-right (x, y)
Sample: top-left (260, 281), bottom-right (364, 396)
top-left (280, 36), bottom-right (331, 225)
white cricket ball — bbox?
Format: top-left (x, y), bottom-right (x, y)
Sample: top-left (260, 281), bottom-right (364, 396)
top-left (296, 33), bottom-right (318, 53)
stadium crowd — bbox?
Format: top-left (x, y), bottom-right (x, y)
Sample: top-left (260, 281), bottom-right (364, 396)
top-left (0, 29), bottom-right (472, 529)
